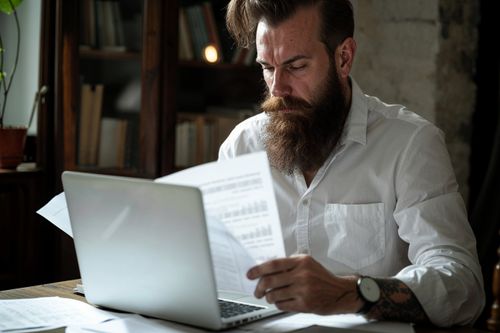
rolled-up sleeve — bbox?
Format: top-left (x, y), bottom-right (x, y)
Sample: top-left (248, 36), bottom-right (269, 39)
top-left (393, 125), bottom-right (485, 326)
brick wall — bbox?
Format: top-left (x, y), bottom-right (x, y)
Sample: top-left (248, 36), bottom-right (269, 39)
top-left (351, 0), bottom-right (479, 202)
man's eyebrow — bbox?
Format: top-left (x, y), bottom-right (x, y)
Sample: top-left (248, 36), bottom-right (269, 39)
top-left (256, 55), bottom-right (310, 66)
top-left (256, 59), bottom-right (269, 66)
top-left (282, 55), bottom-right (310, 65)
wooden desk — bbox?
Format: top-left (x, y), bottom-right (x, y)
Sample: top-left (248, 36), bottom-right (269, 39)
top-left (0, 280), bottom-right (488, 333)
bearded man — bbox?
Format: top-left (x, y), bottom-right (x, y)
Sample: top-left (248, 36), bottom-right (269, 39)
top-left (218, 0), bottom-right (484, 327)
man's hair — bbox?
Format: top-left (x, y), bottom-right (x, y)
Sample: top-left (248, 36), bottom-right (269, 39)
top-left (226, 0), bottom-right (354, 52)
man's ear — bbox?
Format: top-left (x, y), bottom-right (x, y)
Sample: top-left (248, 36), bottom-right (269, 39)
top-left (336, 37), bottom-right (356, 79)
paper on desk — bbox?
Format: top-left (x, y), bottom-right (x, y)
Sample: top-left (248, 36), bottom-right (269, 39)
top-left (234, 313), bottom-right (414, 333)
top-left (36, 192), bottom-right (72, 237)
top-left (65, 312), bottom-right (413, 333)
top-left (0, 297), bottom-right (118, 332)
top-left (66, 314), bottom-right (206, 333)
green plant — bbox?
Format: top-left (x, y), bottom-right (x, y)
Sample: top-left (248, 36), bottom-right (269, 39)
top-left (0, 0), bottom-right (23, 128)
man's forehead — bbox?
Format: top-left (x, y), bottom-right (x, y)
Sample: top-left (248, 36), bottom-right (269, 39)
top-left (255, 9), bottom-right (323, 63)
top-left (256, 5), bottom-right (322, 41)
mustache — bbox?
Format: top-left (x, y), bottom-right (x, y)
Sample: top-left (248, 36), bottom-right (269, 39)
top-left (261, 95), bottom-right (313, 113)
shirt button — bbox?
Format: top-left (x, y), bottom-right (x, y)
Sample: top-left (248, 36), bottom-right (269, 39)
top-left (297, 248), bottom-right (310, 255)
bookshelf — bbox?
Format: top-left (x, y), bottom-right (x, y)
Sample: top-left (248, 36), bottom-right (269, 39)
top-left (52, 0), bottom-right (262, 180)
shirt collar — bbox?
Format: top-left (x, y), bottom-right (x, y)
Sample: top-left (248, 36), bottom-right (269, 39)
top-left (339, 78), bottom-right (368, 146)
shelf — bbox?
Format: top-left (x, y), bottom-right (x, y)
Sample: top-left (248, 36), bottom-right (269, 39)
top-left (179, 60), bottom-right (259, 70)
top-left (72, 166), bottom-right (143, 178)
top-left (79, 48), bottom-right (142, 61)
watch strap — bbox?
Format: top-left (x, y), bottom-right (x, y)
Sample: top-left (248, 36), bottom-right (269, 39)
top-left (356, 297), bottom-right (376, 314)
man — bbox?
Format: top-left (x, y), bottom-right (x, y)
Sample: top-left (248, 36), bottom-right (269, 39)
top-left (219, 0), bottom-right (485, 327)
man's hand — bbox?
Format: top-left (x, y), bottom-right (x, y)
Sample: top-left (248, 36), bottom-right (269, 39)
top-left (246, 254), bottom-right (363, 314)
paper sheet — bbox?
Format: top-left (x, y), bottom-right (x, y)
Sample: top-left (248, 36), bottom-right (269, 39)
top-left (205, 215), bottom-right (258, 293)
top-left (156, 152), bottom-right (286, 264)
top-left (0, 295), bottom-right (412, 333)
top-left (247, 313), bottom-right (415, 333)
top-left (36, 192), bottom-right (72, 237)
top-left (0, 297), bottom-right (117, 332)
top-left (156, 152), bottom-right (285, 294)
top-left (66, 314), bottom-right (206, 333)
top-left (65, 313), bottom-right (414, 333)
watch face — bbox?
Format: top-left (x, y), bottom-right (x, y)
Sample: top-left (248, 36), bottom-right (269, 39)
top-left (359, 277), bottom-right (380, 303)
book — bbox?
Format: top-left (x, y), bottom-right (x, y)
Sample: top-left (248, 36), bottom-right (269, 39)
top-left (78, 84), bottom-right (104, 166)
top-left (184, 5), bottom-right (204, 61)
top-left (97, 117), bottom-right (128, 168)
top-left (111, 1), bottom-right (125, 47)
top-left (175, 120), bottom-right (190, 167)
top-left (215, 115), bottom-right (240, 148)
top-left (178, 7), bottom-right (194, 61)
top-left (79, 0), bottom-right (96, 48)
top-left (203, 120), bottom-right (216, 162)
top-left (78, 84), bottom-right (93, 165)
top-left (93, 0), bottom-right (126, 51)
top-left (176, 108), bottom-right (256, 167)
top-left (89, 84), bottom-right (104, 165)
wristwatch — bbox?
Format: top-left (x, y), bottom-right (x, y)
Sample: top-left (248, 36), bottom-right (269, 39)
top-left (356, 276), bottom-right (381, 314)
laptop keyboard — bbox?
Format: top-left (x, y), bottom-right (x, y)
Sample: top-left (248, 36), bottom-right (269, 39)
top-left (218, 299), bottom-right (266, 318)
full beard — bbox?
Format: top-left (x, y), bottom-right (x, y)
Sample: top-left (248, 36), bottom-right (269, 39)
top-left (261, 68), bottom-right (350, 175)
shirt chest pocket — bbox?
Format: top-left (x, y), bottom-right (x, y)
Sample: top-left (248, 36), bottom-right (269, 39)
top-left (324, 203), bottom-right (385, 271)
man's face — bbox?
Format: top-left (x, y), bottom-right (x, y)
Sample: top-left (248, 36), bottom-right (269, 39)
top-left (256, 5), bottom-right (350, 174)
top-left (256, 5), bottom-right (330, 105)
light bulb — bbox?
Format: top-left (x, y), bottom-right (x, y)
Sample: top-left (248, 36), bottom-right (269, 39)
top-left (203, 45), bottom-right (219, 63)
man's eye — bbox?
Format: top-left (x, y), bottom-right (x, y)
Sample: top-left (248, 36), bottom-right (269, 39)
top-left (289, 64), bottom-right (306, 71)
top-left (262, 66), bottom-right (274, 72)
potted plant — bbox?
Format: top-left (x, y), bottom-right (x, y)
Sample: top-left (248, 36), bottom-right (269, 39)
top-left (0, 0), bottom-right (25, 169)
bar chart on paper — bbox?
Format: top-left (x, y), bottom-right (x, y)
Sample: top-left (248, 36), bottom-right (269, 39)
top-left (239, 224), bottom-right (272, 241)
top-left (156, 152), bottom-right (286, 265)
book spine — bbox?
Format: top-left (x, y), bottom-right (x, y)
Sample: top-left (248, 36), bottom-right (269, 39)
top-left (178, 8), bottom-right (194, 61)
top-left (185, 6), bottom-right (203, 61)
top-left (202, 2), bottom-right (222, 62)
top-left (88, 84), bottom-right (104, 165)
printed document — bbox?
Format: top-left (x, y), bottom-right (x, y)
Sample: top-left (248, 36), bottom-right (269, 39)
top-left (0, 297), bottom-right (117, 332)
top-left (156, 152), bottom-right (285, 293)
top-left (65, 313), bottom-right (414, 333)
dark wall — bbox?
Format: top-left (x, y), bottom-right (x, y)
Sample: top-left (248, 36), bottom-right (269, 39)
top-left (469, 1), bottom-right (499, 210)
top-left (469, 0), bottom-right (500, 328)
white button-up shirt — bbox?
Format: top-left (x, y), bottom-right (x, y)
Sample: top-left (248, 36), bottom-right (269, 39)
top-left (218, 80), bottom-right (485, 326)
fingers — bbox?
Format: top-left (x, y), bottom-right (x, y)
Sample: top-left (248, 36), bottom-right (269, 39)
top-left (249, 255), bottom-right (314, 300)
top-left (246, 255), bottom-right (360, 315)
top-left (263, 285), bottom-right (312, 313)
top-left (247, 255), bottom-right (306, 280)
top-left (254, 269), bottom-right (294, 298)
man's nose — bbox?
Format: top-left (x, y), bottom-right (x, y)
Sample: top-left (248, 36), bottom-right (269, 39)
top-left (270, 69), bottom-right (291, 97)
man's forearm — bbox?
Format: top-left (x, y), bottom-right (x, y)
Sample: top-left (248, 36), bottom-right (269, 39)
top-left (366, 278), bottom-right (429, 324)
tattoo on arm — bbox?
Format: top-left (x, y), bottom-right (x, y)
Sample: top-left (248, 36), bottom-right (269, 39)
top-left (367, 278), bottom-right (429, 324)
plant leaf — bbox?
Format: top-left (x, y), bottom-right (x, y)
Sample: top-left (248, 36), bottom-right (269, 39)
top-left (0, 0), bottom-right (23, 15)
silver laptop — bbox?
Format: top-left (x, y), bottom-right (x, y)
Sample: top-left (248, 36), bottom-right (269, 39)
top-left (62, 171), bottom-right (282, 330)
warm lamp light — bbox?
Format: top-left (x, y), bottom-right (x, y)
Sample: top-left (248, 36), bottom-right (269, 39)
top-left (203, 45), bottom-right (219, 63)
